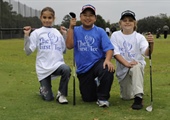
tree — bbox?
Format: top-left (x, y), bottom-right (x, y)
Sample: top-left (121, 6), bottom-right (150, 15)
top-left (137, 13), bottom-right (170, 34)
top-left (0, 1), bottom-right (14, 28)
top-left (61, 14), bottom-right (108, 30)
top-left (0, 0), bottom-right (42, 39)
top-left (95, 15), bottom-right (106, 29)
top-left (61, 14), bottom-right (71, 28)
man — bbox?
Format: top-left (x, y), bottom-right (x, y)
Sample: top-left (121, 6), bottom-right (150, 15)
top-left (163, 24), bottom-right (169, 39)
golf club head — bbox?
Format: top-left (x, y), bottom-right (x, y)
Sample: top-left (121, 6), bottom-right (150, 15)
top-left (69, 12), bottom-right (76, 18)
top-left (146, 105), bottom-right (153, 112)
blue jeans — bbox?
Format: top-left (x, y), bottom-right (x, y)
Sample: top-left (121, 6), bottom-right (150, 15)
top-left (77, 59), bottom-right (114, 102)
top-left (40, 64), bottom-right (71, 101)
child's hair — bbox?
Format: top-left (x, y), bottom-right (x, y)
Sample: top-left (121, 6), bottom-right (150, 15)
top-left (119, 19), bottom-right (137, 31)
top-left (41, 7), bottom-right (55, 17)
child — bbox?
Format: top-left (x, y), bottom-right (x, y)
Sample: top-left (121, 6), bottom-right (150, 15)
top-left (23, 7), bottom-right (71, 104)
top-left (66, 4), bottom-right (114, 107)
top-left (110, 10), bottom-right (154, 110)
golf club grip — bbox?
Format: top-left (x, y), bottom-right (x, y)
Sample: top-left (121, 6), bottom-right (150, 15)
top-left (149, 42), bottom-right (151, 59)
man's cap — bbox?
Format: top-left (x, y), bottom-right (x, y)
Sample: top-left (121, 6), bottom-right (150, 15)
top-left (81, 4), bottom-right (96, 15)
top-left (120, 10), bottom-right (136, 20)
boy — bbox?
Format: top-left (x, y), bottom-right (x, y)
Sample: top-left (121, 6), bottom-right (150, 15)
top-left (66, 4), bottom-right (114, 107)
top-left (110, 10), bottom-right (154, 110)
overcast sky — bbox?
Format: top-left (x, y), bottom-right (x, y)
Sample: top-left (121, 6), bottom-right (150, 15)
top-left (18, 0), bottom-right (170, 25)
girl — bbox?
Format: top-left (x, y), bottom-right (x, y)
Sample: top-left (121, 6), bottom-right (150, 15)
top-left (23, 7), bottom-right (71, 104)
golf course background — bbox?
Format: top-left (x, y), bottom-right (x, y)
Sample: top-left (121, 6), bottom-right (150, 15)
top-left (0, 35), bottom-right (170, 120)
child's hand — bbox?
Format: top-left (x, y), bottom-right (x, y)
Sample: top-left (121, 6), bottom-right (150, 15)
top-left (23, 26), bottom-right (31, 36)
top-left (69, 18), bottom-right (77, 29)
top-left (145, 32), bottom-right (154, 56)
top-left (146, 32), bottom-right (154, 44)
top-left (60, 26), bottom-right (67, 35)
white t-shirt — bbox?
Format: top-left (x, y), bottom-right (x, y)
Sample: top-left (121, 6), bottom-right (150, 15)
top-left (110, 30), bottom-right (148, 81)
top-left (25, 27), bottom-right (66, 81)
top-left (105, 27), bottom-right (110, 33)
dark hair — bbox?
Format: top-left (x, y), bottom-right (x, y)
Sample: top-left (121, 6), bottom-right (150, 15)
top-left (41, 7), bottom-right (55, 17)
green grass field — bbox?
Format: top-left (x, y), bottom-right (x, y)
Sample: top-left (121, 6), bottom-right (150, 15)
top-left (0, 36), bottom-right (170, 120)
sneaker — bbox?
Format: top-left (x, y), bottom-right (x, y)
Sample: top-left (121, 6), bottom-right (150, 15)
top-left (56, 91), bottom-right (68, 104)
top-left (96, 100), bottom-right (109, 107)
top-left (131, 97), bottom-right (143, 110)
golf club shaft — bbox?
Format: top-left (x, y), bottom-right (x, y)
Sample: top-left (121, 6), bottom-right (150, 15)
top-left (149, 42), bottom-right (153, 103)
top-left (69, 12), bottom-right (76, 105)
top-left (73, 51), bottom-right (76, 105)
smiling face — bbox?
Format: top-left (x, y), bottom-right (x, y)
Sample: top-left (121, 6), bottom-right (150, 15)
top-left (40, 8), bottom-right (55, 27)
top-left (80, 9), bottom-right (96, 30)
top-left (119, 16), bottom-right (137, 34)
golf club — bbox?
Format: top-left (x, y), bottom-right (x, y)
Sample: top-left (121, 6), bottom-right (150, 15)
top-left (69, 12), bottom-right (76, 105)
top-left (146, 42), bottom-right (153, 112)
top-left (69, 12), bottom-right (76, 18)
top-left (0, 28), bottom-right (35, 31)
top-left (72, 54), bottom-right (76, 106)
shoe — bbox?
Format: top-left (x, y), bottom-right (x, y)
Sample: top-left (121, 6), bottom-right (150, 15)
top-left (56, 91), bottom-right (68, 104)
top-left (96, 100), bottom-right (109, 107)
top-left (131, 97), bottom-right (143, 110)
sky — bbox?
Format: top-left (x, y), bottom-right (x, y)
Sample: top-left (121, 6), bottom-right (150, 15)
top-left (17, 0), bottom-right (170, 25)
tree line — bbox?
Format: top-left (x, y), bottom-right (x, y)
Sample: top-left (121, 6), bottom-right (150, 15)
top-left (0, 0), bottom-right (170, 39)
top-left (0, 0), bottom-right (41, 29)
top-left (61, 13), bottom-right (170, 34)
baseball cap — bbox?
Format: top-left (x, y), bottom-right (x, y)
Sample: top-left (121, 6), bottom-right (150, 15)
top-left (81, 4), bottom-right (96, 15)
top-left (120, 10), bottom-right (136, 20)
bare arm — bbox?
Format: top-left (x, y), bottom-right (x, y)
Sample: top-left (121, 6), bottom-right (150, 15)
top-left (114, 54), bottom-right (138, 68)
top-left (66, 18), bottom-right (77, 49)
top-left (103, 50), bottom-right (115, 72)
top-left (145, 32), bottom-right (154, 56)
top-left (66, 28), bottom-right (74, 49)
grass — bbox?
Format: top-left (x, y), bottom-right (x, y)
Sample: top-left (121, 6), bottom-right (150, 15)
top-left (0, 35), bottom-right (170, 120)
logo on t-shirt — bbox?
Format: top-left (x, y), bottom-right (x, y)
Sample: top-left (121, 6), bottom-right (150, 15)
top-left (119, 41), bottom-right (135, 59)
top-left (39, 32), bottom-right (62, 51)
top-left (77, 35), bottom-right (98, 51)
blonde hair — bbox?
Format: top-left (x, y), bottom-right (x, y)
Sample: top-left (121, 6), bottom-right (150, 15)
top-left (119, 19), bottom-right (137, 31)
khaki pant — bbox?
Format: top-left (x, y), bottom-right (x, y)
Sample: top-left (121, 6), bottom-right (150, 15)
top-left (119, 63), bottom-right (144, 100)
